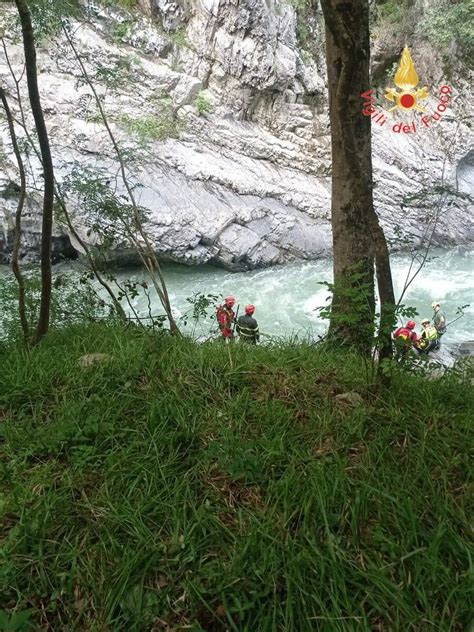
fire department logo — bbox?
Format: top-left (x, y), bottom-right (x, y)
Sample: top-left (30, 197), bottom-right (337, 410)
top-left (384, 46), bottom-right (429, 113)
top-left (361, 45), bottom-right (453, 134)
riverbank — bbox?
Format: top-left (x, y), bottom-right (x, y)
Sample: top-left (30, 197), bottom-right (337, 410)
top-left (1, 324), bottom-right (472, 630)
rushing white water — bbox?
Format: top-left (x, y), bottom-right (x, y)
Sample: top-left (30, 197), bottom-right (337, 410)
top-left (110, 246), bottom-right (473, 343)
top-left (1, 247), bottom-right (472, 343)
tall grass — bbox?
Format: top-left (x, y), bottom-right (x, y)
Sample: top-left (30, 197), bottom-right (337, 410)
top-left (0, 324), bottom-right (472, 630)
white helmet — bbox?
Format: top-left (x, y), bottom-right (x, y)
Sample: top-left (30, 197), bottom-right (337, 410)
top-left (431, 301), bottom-right (440, 309)
top-left (421, 318), bottom-right (430, 325)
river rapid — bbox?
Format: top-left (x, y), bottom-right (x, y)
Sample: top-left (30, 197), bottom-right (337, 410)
top-left (107, 247), bottom-right (473, 344)
top-left (1, 247), bottom-right (472, 344)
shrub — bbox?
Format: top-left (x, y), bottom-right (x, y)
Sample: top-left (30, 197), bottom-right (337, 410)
top-left (169, 28), bottom-right (190, 49)
top-left (0, 270), bottom-right (113, 342)
top-left (417, 0), bottom-right (474, 69)
top-left (119, 110), bottom-right (183, 143)
top-left (195, 91), bottom-right (213, 116)
top-left (370, 0), bottom-right (414, 29)
top-left (111, 20), bottom-right (130, 41)
top-left (100, 0), bottom-right (137, 8)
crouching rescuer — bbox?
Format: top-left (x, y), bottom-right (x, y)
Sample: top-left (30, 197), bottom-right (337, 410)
top-left (236, 305), bottom-right (260, 344)
top-left (415, 318), bottom-right (440, 354)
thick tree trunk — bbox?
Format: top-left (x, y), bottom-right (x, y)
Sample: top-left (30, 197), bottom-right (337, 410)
top-left (320, 0), bottom-right (377, 354)
top-left (0, 86), bottom-right (29, 342)
top-left (15, 0), bottom-right (55, 345)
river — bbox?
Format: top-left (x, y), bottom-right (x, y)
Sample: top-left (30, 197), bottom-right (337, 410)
top-left (1, 247), bottom-right (472, 343)
top-left (107, 247), bottom-right (473, 343)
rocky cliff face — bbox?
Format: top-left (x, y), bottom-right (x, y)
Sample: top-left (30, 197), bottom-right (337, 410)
top-left (1, 0), bottom-right (473, 270)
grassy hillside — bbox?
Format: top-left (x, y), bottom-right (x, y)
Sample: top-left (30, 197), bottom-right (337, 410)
top-left (0, 324), bottom-right (472, 631)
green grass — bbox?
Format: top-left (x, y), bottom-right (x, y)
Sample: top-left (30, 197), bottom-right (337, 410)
top-left (0, 324), bottom-right (472, 630)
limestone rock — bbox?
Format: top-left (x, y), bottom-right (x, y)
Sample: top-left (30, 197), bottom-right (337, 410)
top-left (78, 353), bottom-right (111, 368)
top-left (173, 75), bottom-right (203, 108)
top-left (334, 392), bottom-right (364, 408)
top-left (458, 340), bottom-right (474, 356)
top-left (0, 0), bottom-right (473, 269)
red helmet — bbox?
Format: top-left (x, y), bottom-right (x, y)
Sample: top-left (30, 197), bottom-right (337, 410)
top-left (225, 296), bottom-right (235, 306)
top-left (406, 320), bottom-right (416, 330)
top-left (245, 304), bottom-right (255, 315)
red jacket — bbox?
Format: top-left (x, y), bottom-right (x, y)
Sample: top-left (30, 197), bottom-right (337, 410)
top-left (217, 305), bottom-right (235, 338)
top-left (394, 327), bottom-right (418, 344)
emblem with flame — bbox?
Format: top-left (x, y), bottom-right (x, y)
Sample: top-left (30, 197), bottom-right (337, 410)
top-left (385, 46), bottom-right (429, 112)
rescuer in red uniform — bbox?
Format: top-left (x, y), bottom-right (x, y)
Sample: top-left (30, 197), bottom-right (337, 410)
top-left (216, 296), bottom-right (236, 341)
top-left (393, 320), bottom-right (419, 354)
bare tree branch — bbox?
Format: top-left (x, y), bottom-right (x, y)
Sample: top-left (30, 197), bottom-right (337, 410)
top-left (0, 85), bottom-right (29, 341)
top-left (61, 22), bottom-right (180, 334)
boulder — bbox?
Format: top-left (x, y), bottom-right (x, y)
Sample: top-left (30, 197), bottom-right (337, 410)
top-left (458, 340), bottom-right (474, 356)
top-left (334, 392), bottom-right (364, 409)
top-left (78, 353), bottom-right (110, 368)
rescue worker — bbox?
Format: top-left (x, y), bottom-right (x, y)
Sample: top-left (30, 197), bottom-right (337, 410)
top-left (236, 304), bottom-right (260, 344)
top-left (415, 318), bottom-right (439, 354)
top-left (216, 296), bottom-right (236, 342)
top-left (393, 320), bottom-right (418, 354)
top-left (431, 301), bottom-right (447, 337)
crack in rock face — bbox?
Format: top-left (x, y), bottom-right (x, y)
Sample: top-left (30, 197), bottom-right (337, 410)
top-left (0, 0), bottom-right (473, 269)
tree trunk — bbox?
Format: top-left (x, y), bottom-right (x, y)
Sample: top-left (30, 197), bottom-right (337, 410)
top-left (320, 0), bottom-right (377, 354)
top-left (371, 217), bottom-right (396, 363)
top-left (0, 86), bottom-right (29, 342)
top-left (15, 0), bottom-right (55, 345)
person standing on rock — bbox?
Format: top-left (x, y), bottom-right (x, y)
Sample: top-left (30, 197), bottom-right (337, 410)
top-left (431, 302), bottom-right (447, 337)
top-left (216, 296), bottom-right (236, 342)
top-left (236, 304), bottom-right (260, 344)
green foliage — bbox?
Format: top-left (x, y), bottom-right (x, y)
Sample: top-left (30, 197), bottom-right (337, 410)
top-left (371, 0), bottom-right (413, 25)
top-left (0, 269), bottom-right (114, 342)
top-left (119, 108), bottom-right (182, 144)
top-left (0, 609), bottom-right (33, 632)
top-left (84, 110), bottom-right (103, 124)
top-left (61, 165), bottom-right (149, 248)
top-left (285, 0), bottom-right (312, 10)
top-left (0, 323), bottom-right (472, 629)
top-left (284, 0), bottom-right (313, 50)
top-left (0, 142), bottom-right (9, 168)
top-left (384, 60), bottom-right (398, 82)
top-left (417, 0), bottom-right (474, 68)
top-left (0, 181), bottom-right (22, 199)
top-left (169, 28), bottom-right (190, 49)
top-left (296, 19), bottom-right (310, 47)
top-left (111, 20), bottom-right (132, 42)
top-left (99, 0), bottom-right (138, 8)
top-left (316, 266), bottom-right (375, 354)
top-left (195, 91), bottom-right (213, 116)
top-left (400, 183), bottom-right (474, 209)
top-left (0, 0), bottom-right (82, 43)
top-left (179, 291), bottom-right (220, 332)
top-left (300, 48), bottom-right (313, 65)
top-left (80, 53), bottom-right (142, 92)
top-left (29, 0), bottom-right (83, 39)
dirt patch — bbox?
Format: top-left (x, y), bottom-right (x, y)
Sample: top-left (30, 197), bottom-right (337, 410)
top-left (203, 466), bottom-right (263, 510)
